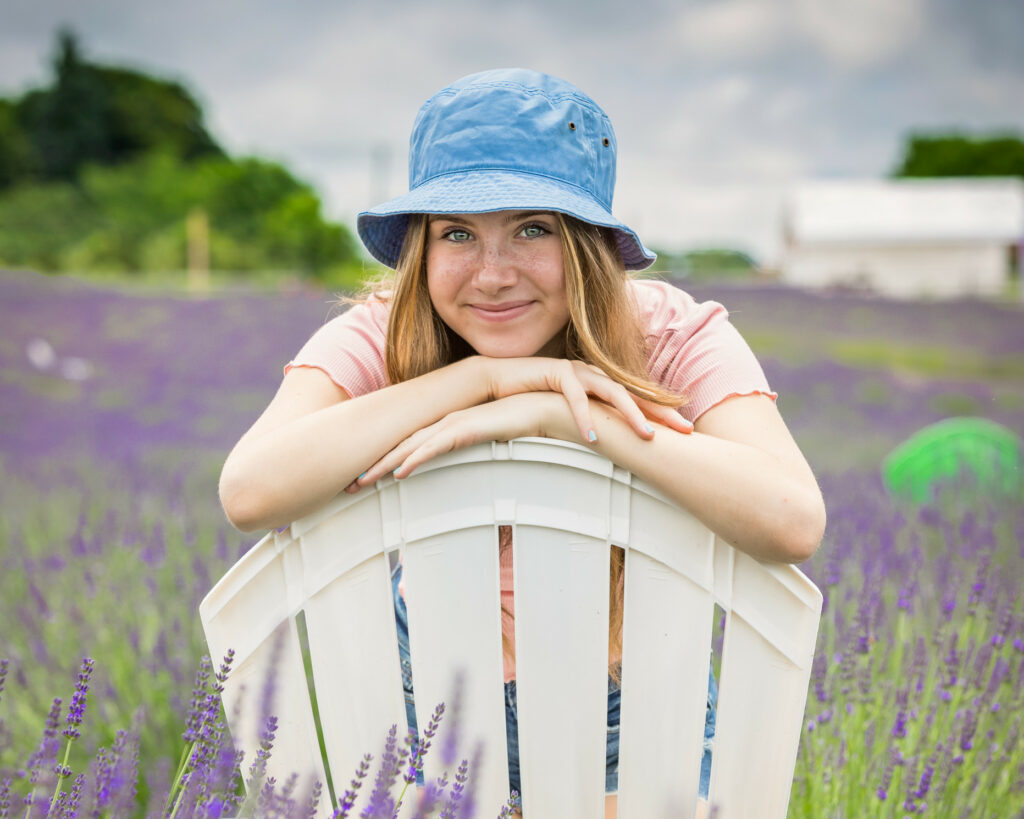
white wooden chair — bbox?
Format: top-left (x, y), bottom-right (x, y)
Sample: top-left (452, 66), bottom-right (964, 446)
top-left (200, 438), bottom-right (822, 818)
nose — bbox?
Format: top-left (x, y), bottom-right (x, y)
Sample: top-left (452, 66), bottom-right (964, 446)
top-left (472, 240), bottom-right (517, 293)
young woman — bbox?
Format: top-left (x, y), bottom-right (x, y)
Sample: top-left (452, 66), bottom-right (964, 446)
top-left (219, 68), bottom-right (825, 818)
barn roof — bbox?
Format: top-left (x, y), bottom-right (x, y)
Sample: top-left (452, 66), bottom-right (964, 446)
top-left (786, 178), bottom-right (1024, 245)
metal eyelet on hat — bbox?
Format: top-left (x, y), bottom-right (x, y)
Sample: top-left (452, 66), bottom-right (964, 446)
top-left (602, 138), bottom-right (610, 147)
top-left (568, 121), bottom-right (576, 130)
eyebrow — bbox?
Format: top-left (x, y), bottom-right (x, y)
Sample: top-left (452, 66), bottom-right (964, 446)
top-left (428, 211), bottom-right (553, 226)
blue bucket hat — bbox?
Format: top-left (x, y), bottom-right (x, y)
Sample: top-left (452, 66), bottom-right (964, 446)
top-left (357, 68), bottom-right (656, 271)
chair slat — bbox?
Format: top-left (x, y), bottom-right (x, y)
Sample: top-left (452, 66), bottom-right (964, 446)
top-left (708, 557), bottom-right (819, 817)
top-left (221, 619), bottom-right (329, 816)
top-left (402, 526), bottom-right (510, 811)
top-left (628, 485), bottom-right (717, 590)
top-left (618, 550), bottom-right (714, 818)
top-left (200, 439), bottom-right (822, 818)
top-left (514, 525), bottom-right (609, 819)
top-left (302, 552), bottom-right (406, 814)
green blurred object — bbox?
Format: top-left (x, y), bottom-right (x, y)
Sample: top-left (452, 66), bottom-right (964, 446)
top-left (882, 417), bottom-right (1024, 502)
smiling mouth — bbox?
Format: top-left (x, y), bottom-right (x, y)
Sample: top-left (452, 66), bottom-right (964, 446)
top-left (468, 301), bottom-right (533, 321)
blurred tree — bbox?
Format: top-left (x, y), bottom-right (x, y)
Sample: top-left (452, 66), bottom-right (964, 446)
top-left (5, 152), bottom-right (361, 275)
top-left (652, 247), bottom-right (757, 279)
top-left (12, 28), bottom-right (222, 185)
top-left (0, 100), bottom-right (38, 187)
top-left (0, 181), bottom-right (97, 270)
top-left (893, 132), bottom-right (1024, 178)
top-left (0, 29), bottom-right (359, 280)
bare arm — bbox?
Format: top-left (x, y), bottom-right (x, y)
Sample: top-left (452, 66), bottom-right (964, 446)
top-left (358, 392), bottom-right (824, 564)
top-left (584, 394), bottom-right (825, 563)
top-left (219, 359), bottom-right (488, 532)
top-left (219, 356), bottom-right (690, 533)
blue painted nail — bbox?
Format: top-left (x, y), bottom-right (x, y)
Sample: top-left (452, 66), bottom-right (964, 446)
top-left (358, 472), bottom-right (368, 480)
top-left (644, 423), bottom-right (655, 434)
top-left (588, 429), bottom-right (597, 443)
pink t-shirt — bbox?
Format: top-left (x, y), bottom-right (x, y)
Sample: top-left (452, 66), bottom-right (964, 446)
top-left (286, 279), bottom-right (775, 682)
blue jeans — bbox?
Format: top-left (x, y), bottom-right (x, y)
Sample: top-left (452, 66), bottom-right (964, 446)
top-left (391, 562), bottom-right (715, 804)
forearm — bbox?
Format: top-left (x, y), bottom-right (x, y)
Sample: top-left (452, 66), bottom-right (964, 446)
top-left (547, 399), bottom-right (825, 564)
top-left (219, 357), bottom-right (488, 532)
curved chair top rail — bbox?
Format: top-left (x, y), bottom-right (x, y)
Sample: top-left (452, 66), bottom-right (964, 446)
top-left (201, 438), bottom-right (822, 819)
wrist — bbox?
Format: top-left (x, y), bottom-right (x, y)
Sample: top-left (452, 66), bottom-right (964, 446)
top-left (537, 392), bottom-right (585, 444)
top-left (444, 355), bottom-right (485, 405)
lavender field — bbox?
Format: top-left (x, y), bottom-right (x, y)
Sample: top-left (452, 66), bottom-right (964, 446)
top-left (1, 269), bottom-right (1023, 817)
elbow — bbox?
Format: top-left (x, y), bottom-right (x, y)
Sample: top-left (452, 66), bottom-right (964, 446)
top-left (219, 464), bottom-right (272, 534)
top-left (780, 488), bottom-right (826, 564)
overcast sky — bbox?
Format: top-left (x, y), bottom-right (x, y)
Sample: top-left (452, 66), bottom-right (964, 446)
top-left (3, 0), bottom-right (1022, 263)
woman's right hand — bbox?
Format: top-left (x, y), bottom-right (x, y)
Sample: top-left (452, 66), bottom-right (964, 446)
top-left (478, 356), bottom-right (693, 444)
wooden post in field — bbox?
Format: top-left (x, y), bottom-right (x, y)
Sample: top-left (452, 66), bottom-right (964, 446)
top-left (186, 208), bottom-right (210, 295)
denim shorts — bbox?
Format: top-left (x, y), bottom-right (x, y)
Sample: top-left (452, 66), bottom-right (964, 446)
top-left (391, 562), bottom-right (715, 806)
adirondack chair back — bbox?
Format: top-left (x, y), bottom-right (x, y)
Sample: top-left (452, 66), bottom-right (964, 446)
top-left (201, 438), bottom-right (822, 819)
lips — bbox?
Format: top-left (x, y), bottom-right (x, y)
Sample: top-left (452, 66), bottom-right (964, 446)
top-left (468, 301), bottom-right (534, 321)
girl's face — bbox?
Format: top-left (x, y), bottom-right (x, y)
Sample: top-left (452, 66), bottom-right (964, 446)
top-left (426, 211), bottom-right (570, 358)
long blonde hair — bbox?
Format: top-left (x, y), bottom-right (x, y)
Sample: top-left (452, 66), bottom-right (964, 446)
top-left (366, 212), bottom-right (685, 684)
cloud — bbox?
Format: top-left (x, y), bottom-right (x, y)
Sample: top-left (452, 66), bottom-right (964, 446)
top-left (675, 1), bottom-right (790, 59)
top-left (793, 0), bottom-right (926, 68)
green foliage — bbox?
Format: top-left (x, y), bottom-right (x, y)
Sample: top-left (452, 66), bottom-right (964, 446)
top-left (0, 146), bottom-right (358, 277)
top-left (0, 99), bottom-right (39, 187)
top-left (652, 247), bottom-right (758, 279)
top-left (0, 181), bottom-right (98, 270)
top-left (8, 29), bottom-right (222, 187)
top-left (0, 29), bottom-right (356, 279)
top-left (893, 132), bottom-right (1024, 178)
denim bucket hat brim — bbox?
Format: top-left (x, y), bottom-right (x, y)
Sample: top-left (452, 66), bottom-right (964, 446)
top-left (357, 69), bottom-right (656, 271)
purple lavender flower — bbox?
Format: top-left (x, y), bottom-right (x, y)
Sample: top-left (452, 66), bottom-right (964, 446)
top-left (361, 724), bottom-right (401, 818)
top-left (438, 757), bottom-right (470, 819)
top-left (62, 657), bottom-right (94, 741)
top-left (335, 753), bottom-right (372, 818)
top-left (0, 778), bottom-right (11, 819)
top-left (877, 746), bottom-right (899, 802)
top-left (496, 793), bottom-right (519, 819)
top-left (184, 655), bottom-right (213, 743)
top-left (246, 714), bottom-right (279, 788)
top-left (914, 758), bottom-right (935, 800)
top-left (441, 673), bottom-right (464, 769)
top-left (410, 772), bottom-right (449, 819)
top-left (61, 773), bottom-right (85, 818)
top-left (304, 779), bottom-right (323, 819)
top-left (892, 710), bottom-right (907, 739)
top-left (959, 708), bottom-right (978, 752)
top-left (406, 702), bottom-right (445, 785)
top-left (0, 658), bottom-right (8, 705)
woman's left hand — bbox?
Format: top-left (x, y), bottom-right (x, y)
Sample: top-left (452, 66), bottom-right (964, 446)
top-left (347, 392), bottom-right (564, 491)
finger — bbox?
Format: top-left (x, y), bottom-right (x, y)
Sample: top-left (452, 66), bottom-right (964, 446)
top-left (637, 399), bottom-right (694, 434)
top-left (344, 479), bottom-right (362, 494)
top-left (358, 423), bottom-right (443, 485)
top-left (572, 366), bottom-right (653, 439)
top-left (555, 362), bottom-right (598, 442)
top-left (394, 422), bottom-right (472, 478)
top-left (604, 384), bottom-right (657, 438)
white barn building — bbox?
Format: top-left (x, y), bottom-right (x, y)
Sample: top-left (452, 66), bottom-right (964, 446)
top-left (781, 178), bottom-right (1024, 298)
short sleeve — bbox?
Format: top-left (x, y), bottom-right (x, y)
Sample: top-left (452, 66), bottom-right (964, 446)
top-left (632, 279), bottom-right (777, 423)
top-left (284, 295), bottom-right (391, 398)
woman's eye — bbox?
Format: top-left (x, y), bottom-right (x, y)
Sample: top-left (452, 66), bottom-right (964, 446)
top-left (520, 224), bottom-right (548, 238)
top-left (444, 228), bottom-right (472, 242)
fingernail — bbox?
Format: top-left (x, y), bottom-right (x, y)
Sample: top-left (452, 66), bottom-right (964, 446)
top-left (358, 472), bottom-right (368, 480)
top-left (588, 429), bottom-right (598, 443)
top-left (644, 423), bottom-right (655, 434)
